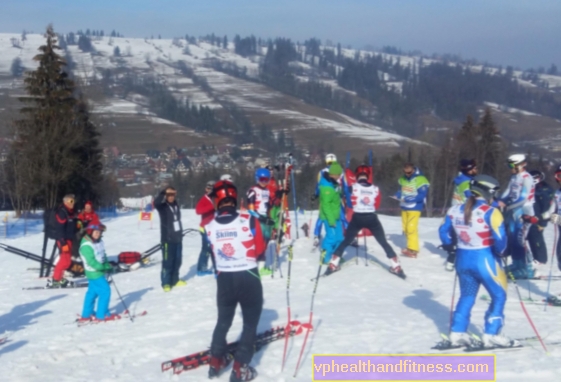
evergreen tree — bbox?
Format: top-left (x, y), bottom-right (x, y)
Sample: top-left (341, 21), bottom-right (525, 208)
top-left (9, 25), bottom-right (103, 209)
top-left (10, 57), bottom-right (24, 77)
top-left (223, 35), bottom-right (228, 50)
top-left (113, 46), bottom-right (121, 57)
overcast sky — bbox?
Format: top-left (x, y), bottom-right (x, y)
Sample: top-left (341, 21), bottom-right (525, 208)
top-left (1, 0), bottom-right (559, 69)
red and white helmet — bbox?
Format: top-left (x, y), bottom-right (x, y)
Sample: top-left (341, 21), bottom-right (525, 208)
top-left (211, 180), bottom-right (237, 207)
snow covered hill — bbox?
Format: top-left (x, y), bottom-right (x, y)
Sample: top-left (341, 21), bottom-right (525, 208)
top-left (0, 211), bottom-right (560, 381)
top-left (0, 33), bottom-right (423, 154)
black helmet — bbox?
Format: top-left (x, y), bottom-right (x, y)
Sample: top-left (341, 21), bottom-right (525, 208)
top-left (529, 170), bottom-right (544, 184)
top-left (460, 159), bottom-right (476, 173)
top-left (470, 175), bottom-right (500, 202)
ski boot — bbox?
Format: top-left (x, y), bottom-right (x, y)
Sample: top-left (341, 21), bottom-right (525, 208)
top-left (47, 278), bottom-right (70, 289)
top-left (324, 256), bottom-right (341, 276)
top-left (445, 261), bottom-right (455, 272)
top-left (258, 267), bottom-right (272, 277)
top-left (209, 353), bottom-right (233, 379)
top-left (389, 256), bottom-right (406, 278)
top-left (449, 332), bottom-right (472, 347)
top-left (197, 269), bottom-right (214, 277)
top-left (401, 248), bottom-right (418, 258)
top-left (482, 334), bottom-right (519, 348)
top-left (230, 361), bottom-right (257, 382)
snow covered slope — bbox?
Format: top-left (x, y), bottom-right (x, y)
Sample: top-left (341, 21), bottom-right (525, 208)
top-left (0, 211), bottom-right (560, 381)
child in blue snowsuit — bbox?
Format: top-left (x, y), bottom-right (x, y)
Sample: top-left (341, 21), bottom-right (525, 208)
top-left (79, 224), bottom-right (114, 322)
top-left (439, 175), bottom-right (513, 348)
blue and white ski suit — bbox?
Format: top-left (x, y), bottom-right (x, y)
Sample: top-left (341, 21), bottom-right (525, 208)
top-left (440, 198), bottom-right (508, 335)
top-left (499, 171), bottom-right (535, 262)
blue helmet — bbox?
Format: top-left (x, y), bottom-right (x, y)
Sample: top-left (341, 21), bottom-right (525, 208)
top-left (255, 168), bottom-right (271, 183)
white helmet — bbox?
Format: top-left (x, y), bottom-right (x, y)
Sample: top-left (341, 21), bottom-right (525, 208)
top-left (325, 153), bottom-right (337, 164)
top-left (507, 154), bottom-right (526, 168)
top-left (220, 174), bottom-right (233, 182)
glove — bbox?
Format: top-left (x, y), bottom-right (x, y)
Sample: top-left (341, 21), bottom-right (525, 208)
top-left (311, 194), bottom-right (318, 202)
top-left (62, 245), bottom-right (70, 253)
top-left (537, 225), bottom-right (545, 232)
top-left (551, 213), bottom-right (561, 226)
top-left (313, 236), bottom-right (320, 247)
top-left (522, 215), bottom-right (538, 224)
top-left (440, 244), bottom-right (456, 254)
top-left (103, 263), bottom-right (114, 273)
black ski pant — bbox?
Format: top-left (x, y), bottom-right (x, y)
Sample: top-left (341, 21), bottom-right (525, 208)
top-left (556, 226), bottom-right (561, 269)
top-left (528, 224), bottom-right (548, 264)
top-left (160, 242), bottom-right (182, 287)
top-left (211, 269), bottom-right (263, 364)
top-left (333, 212), bottom-right (396, 259)
top-left (197, 232), bottom-right (213, 272)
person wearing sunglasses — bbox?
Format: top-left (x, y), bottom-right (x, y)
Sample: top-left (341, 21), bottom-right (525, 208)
top-left (195, 180), bottom-right (217, 276)
top-left (394, 163), bottom-right (430, 258)
top-left (49, 194), bottom-right (79, 288)
top-left (445, 159), bottom-right (478, 271)
top-left (498, 154), bottom-right (535, 279)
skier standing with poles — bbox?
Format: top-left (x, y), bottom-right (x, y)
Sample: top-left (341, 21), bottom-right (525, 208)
top-left (195, 180), bottom-right (216, 276)
top-left (327, 165), bottom-right (405, 278)
top-left (438, 175), bottom-right (516, 349)
top-left (205, 180), bottom-right (265, 382)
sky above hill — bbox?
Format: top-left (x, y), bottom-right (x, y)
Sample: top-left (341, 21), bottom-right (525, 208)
top-left (1, 0), bottom-right (559, 69)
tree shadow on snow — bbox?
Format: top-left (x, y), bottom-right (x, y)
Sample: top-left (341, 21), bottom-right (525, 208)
top-left (0, 340), bottom-right (28, 358)
top-left (387, 234), bottom-right (406, 251)
top-left (111, 287), bottom-right (152, 315)
top-left (0, 294), bottom-right (65, 334)
top-left (252, 307), bottom-right (280, 367)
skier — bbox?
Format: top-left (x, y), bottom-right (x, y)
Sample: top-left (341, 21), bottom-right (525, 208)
top-left (327, 165), bottom-right (404, 277)
top-left (205, 180), bottom-right (265, 382)
top-left (439, 175), bottom-right (514, 348)
top-left (154, 187), bottom-right (185, 292)
top-left (78, 223), bottom-right (116, 322)
top-left (445, 159), bottom-right (478, 271)
top-left (195, 180), bottom-right (216, 276)
top-left (247, 167), bottom-right (277, 276)
top-left (312, 153), bottom-right (337, 247)
top-left (319, 162), bottom-right (345, 270)
top-left (526, 170), bottom-right (555, 275)
top-left (49, 194), bottom-right (79, 288)
top-left (498, 154), bottom-right (535, 279)
top-left (395, 163), bottom-right (430, 258)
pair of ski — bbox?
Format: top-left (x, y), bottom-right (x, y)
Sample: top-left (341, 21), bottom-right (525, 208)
top-left (433, 333), bottom-right (523, 353)
top-left (480, 294), bottom-right (561, 306)
top-left (74, 310), bottom-right (148, 326)
top-left (161, 325), bottom-right (302, 375)
top-left (310, 257), bottom-right (406, 281)
top-left (23, 281), bottom-right (89, 290)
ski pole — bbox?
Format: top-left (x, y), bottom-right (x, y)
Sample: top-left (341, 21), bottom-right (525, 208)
top-left (545, 225), bottom-right (558, 311)
top-left (289, 154), bottom-right (299, 239)
top-left (449, 273), bottom-right (458, 332)
top-left (502, 259), bottom-right (548, 353)
top-left (355, 235), bottom-right (359, 265)
top-left (294, 260), bottom-right (322, 378)
top-left (109, 275), bottom-right (133, 322)
top-left (281, 243), bottom-right (300, 371)
top-left (363, 235), bottom-right (368, 266)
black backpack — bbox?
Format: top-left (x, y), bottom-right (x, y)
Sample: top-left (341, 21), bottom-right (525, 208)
top-left (43, 207), bottom-right (60, 240)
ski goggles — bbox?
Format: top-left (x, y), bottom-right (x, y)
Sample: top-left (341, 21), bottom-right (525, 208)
top-left (258, 177), bottom-right (270, 182)
top-left (507, 162), bottom-right (517, 169)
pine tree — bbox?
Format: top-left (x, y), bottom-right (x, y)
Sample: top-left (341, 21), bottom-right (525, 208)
top-left (9, 25), bottom-right (103, 209)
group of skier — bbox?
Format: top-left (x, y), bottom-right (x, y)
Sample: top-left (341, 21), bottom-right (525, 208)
top-left (439, 154), bottom-right (561, 349)
top-left (40, 150), bottom-right (561, 379)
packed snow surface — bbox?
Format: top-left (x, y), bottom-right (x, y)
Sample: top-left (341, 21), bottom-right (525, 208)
top-left (0, 210), bottom-right (561, 381)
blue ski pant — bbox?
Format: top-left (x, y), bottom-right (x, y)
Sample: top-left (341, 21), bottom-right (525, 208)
top-left (314, 206), bottom-right (347, 237)
top-left (504, 208), bottom-right (531, 263)
top-left (161, 242), bottom-right (183, 287)
top-left (321, 220), bottom-right (344, 264)
top-left (82, 277), bottom-right (111, 320)
top-left (452, 249), bottom-right (507, 335)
